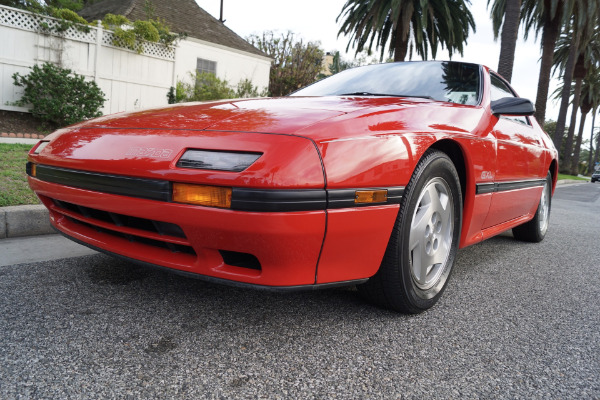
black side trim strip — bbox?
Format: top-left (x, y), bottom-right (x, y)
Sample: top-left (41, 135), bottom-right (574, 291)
top-left (476, 179), bottom-right (546, 195)
top-left (231, 188), bottom-right (327, 212)
top-left (230, 187), bottom-right (404, 212)
top-left (29, 163), bottom-right (404, 211)
top-left (476, 182), bottom-right (496, 194)
top-left (56, 229), bottom-right (368, 292)
top-left (29, 163), bottom-right (171, 202)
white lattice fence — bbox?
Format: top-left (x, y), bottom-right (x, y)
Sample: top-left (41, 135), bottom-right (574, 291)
top-left (0, 5), bottom-right (96, 43)
top-left (0, 5), bottom-right (174, 60)
top-left (0, 4), bottom-right (175, 115)
top-left (102, 31), bottom-right (175, 60)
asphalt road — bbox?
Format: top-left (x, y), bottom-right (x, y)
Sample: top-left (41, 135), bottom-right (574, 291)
top-left (1, 183), bottom-right (599, 399)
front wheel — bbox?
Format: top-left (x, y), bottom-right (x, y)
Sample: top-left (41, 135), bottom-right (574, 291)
top-left (358, 150), bottom-right (462, 313)
top-left (512, 171), bottom-right (552, 243)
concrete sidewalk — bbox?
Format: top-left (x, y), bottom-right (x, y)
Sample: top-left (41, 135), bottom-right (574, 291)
top-left (0, 234), bottom-right (96, 267)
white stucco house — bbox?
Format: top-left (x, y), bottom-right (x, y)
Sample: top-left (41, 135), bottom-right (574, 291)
top-left (79, 0), bottom-right (271, 93)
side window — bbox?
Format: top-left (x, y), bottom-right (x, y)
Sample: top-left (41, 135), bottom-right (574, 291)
top-left (197, 58), bottom-right (217, 75)
top-left (490, 74), bottom-right (530, 126)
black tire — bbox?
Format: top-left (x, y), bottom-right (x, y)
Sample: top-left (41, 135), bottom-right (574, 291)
top-left (512, 171), bottom-right (552, 243)
top-left (358, 150), bottom-right (462, 313)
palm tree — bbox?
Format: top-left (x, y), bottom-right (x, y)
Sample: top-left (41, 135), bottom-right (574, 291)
top-left (521, 0), bottom-right (598, 125)
top-left (572, 70), bottom-right (600, 174)
top-left (587, 112), bottom-right (598, 174)
top-left (337, 0), bottom-right (475, 62)
top-left (594, 129), bottom-right (600, 172)
top-left (551, 3), bottom-right (600, 151)
top-left (488, 0), bottom-right (522, 82)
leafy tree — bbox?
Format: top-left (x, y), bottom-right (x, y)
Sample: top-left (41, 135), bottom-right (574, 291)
top-left (488, 0), bottom-right (522, 82)
top-left (326, 51), bottom-right (357, 76)
top-left (248, 31), bottom-right (324, 96)
top-left (336, 0), bottom-right (475, 62)
top-left (11, 62), bottom-right (105, 128)
top-left (320, 50), bottom-right (379, 79)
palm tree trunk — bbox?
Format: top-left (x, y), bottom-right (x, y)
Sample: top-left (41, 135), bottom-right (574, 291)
top-left (594, 127), bottom-right (600, 170)
top-left (534, 8), bottom-right (562, 125)
top-left (552, 33), bottom-right (580, 148)
top-left (393, 31), bottom-right (409, 61)
top-left (588, 110), bottom-right (597, 174)
top-left (497, 0), bottom-right (521, 82)
top-left (570, 110), bottom-right (587, 175)
top-left (562, 78), bottom-right (583, 173)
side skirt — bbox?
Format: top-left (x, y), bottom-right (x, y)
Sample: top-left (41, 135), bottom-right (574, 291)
top-left (480, 213), bottom-right (533, 241)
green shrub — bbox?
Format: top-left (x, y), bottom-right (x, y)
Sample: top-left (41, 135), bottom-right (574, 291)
top-left (235, 78), bottom-right (267, 98)
top-left (11, 62), bottom-right (106, 128)
top-left (113, 26), bottom-right (137, 51)
top-left (175, 72), bottom-right (235, 102)
top-left (103, 14), bottom-right (178, 52)
top-left (102, 13), bottom-right (131, 29)
top-left (167, 81), bottom-right (187, 104)
top-left (171, 73), bottom-right (267, 103)
top-left (133, 20), bottom-right (160, 42)
top-left (50, 8), bottom-right (88, 25)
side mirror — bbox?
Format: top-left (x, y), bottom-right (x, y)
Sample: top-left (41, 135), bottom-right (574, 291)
top-left (491, 97), bottom-right (535, 116)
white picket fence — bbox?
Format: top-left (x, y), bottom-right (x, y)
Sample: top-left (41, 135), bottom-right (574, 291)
top-left (0, 4), bottom-right (175, 116)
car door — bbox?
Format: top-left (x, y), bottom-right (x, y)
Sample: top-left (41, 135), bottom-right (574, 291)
top-left (482, 73), bottom-right (546, 229)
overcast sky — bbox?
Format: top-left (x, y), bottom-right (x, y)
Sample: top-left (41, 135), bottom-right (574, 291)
top-left (196, 0), bottom-right (596, 145)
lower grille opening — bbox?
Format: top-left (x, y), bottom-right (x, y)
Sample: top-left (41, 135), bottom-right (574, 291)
top-left (69, 217), bottom-right (196, 256)
top-left (219, 250), bottom-right (262, 270)
top-left (53, 199), bottom-right (185, 238)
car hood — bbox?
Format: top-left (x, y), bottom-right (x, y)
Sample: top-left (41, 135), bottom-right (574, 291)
top-left (70, 96), bottom-right (432, 135)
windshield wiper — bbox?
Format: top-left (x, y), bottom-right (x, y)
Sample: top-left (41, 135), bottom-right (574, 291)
top-left (339, 92), bottom-right (434, 100)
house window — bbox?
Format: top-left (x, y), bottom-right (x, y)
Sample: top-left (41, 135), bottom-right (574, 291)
top-left (197, 58), bottom-right (217, 75)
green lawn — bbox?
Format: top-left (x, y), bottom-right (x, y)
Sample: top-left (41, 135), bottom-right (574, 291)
top-left (557, 173), bottom-right (588, 181)
top-left (0, 143), bottom-right (40, 207)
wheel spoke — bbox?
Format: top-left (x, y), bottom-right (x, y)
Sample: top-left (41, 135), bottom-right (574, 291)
top-left (410, 205), bottom-right (432, 249)
top-left (418, 247), bottom-right (432, 284)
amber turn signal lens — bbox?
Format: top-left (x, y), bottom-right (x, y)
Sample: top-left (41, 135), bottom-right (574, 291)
top-left (172, 183), bottom-right (232, 208)
top-left (31, 164), bottom-right (37, 177)
top-left (355, 189), bottom-right (388, 204)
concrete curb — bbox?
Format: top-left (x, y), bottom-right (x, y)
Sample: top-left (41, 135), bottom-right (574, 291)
top-left (0, 137), bottom-right (39, 145)
top-left (0, 205), bottom-right (54, 239)
top-left (556, 179), bottom-right (590, 186)
top-left (0, 132), bottom-right (46, 139)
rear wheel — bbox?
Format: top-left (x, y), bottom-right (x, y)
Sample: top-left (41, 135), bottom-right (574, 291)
top-left (358, 150), bottom-right (462, 313)
top-left (512, 171), bottom-right (552, 242)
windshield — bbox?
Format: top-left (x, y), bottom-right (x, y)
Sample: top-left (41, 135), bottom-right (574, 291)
top-left (292, 61), bottom-right (481, 106)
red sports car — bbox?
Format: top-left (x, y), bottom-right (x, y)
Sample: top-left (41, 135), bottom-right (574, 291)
top-left (27, 61), bottom-right (557, 313)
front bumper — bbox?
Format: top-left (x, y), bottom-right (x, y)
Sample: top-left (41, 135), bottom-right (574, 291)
top-left (29, 177), bottom-right (400, 287)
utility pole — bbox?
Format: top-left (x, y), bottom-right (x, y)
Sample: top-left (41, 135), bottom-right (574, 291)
top-left (219, 0), bottom-right (225, 23)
